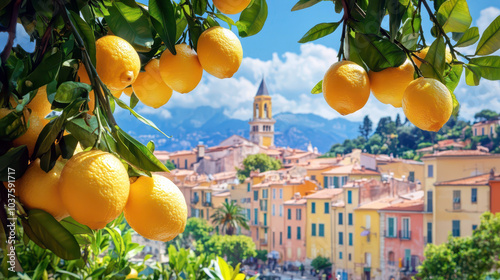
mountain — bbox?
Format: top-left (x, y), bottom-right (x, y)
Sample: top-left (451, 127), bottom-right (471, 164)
top-left (117, 106), bottom-right (360, 153)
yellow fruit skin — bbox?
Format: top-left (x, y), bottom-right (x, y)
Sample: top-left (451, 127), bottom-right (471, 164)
top-left (17, 159), bottom-right (68, 221)
top-left (126, 269), bottom-right (138, 279)
top-left (213, 0), bottom-right (251, 14)
top-left (124, 175), bottom-right (187, 242)
top-left (415, 47), bottom-right (453, 67)
top-left (13, 112), bottom-right (46, 157)
top-left (402, 77), bottom-right (453, 132)
top-left (122, 87), bottom-right (134, 97)
top-left (26, 85), bottom-right (52, 119)
top-left (160, 44), bottom-right (203, 93)
top-left (133, 60), bottom-right (173, 108)
top-left (58, 150), bottom-right (130, 229)
top-left (197, 27), bottom-right (243, 79)
top-left (322, 61), bottom-right (370, 115)
top-left (369, 60), bottom-right (415, 108)
top-left (95, 35), bottom-right (141, 91)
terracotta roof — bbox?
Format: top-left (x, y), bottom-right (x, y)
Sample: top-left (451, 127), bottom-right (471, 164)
top-left (305, 188), bottom-right (343, 199)
top-left (357, 197), bottom-right (400, 210)
top-left (472, 119), bottom-right (500, 126)
top-left (169, 150), bottom-right (196, 156)
top-left (422, 150), bottom-right (495, 158)
top-left (434, 173), bottom-right (496, 186)
top-left (381, 198), bottom-right (424, 212)
top-left (213, 171), bottom-right (237, 180)
top-left (170, 169), bottom-right (196, 176)
top-left (284, 198), bottom-right (307, 205)
top-left (285, 152), bottom-right (317, 160)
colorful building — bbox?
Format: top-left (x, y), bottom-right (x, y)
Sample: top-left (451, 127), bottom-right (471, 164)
top-left (489, 172), bottom-right (500, 214)
top-left (283, 195), bottom-right (307, 263)
top-left (376, 155), bottom-right (424, 183)
top-left (322, 165), bottom-right (381, 189)
top-left (249, 79), bottom-right (276, 147)
top-left (472, 119), bottom-right (500, 138)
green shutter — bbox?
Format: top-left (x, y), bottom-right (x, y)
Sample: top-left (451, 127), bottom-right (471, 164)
top-left (334, 176), bottom-right (339, 188)
top-left (324, 176), bottom-right (328, 188)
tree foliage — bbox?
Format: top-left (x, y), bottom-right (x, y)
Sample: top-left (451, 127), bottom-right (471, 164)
top-left (311, 256), bottom-right (332, 271)
top-left (167, 217), bottom-right (214, 250)
top-left (359, 115), bottom-right (373, 140)
top-left (211, 201), bottom-right (250, 235)
top-left (417, 212), bottom-right (500, 279)
top-left (201, 235), bottom-right (257, 266)
top-left (237, 153), bottom-right (282, 182)
top-left (474, 109), bottom-right (499, 122)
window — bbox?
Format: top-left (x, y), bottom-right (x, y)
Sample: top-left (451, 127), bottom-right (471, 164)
top-left (185, 159), bottom-right (188, 169)
top-left (319, 224), bottom-right (325, 237)
top-left (452, 220), bottom-right (460, 237)
top-left (453, 190), bottom-right (461, 210)
top-left (254, 208), bottom-right (258, 225)
top-left (427, 222), bottom-right (432, 243)
top-left (287, 209), bottom-right (292, 220)
top-left (272, 204), bottom-right (275, 216)
top-left (339, 252), bottom-right (343, 259)
top-left (348, 213), bottom-right (353, 225)
top-left (263, 213), bottom-right (267, 226)
top-left (428, 165), bottom-right (434, 178)
top-left (297, 226), bottom-right (301, 240)
top-left (254, 190), bottom-right (258, 201)
top-left (338, 232), bottom-right (344, 245)
top-left (387, 217), bottom-right (397, 237)
top-left (338, 213), bottom-right (343, 225)
top-left (262, 189), bottom-right (268, 199)
top-left (334, 176), bottom-right (339, 188)
top-left (401, 217), bottom-right (410, 239)
top-left (287, 226), bottom-right (291, 239)
top-left (296, 209), bottom-right (302, 220)
top-left (279, 189), bottom-right (283, 199)
top-left (280, 232), bottom-right (282, 245)
top-left (366, 215), bottom-right (371, 229)
top-left (206, 192), bottom-right (212, 203)
top-left (324, 202), bottom-right (330, 214)
top-left (311, 175), bottom-right (316, 181)
top-left (409, 171), bottom-right (415, 182)
top-left (471, 188), bottom-right (477, 203)
top-left (246, 209), bottom-right (251, 221)
top-left (491, 126), bottom-right (494, 136)
top-left (311, 223), bottom-right (317, 236)
top-left (348, 233), bottom-right (353, 246)
top-left (482, 127), bottom-right (485, 135)
top-left (247, 183), bottom-right (251, 192)
top-left (348, 254), bottom-right (351, 261)
top-left (311, 202), bottom-right (316, 213)
top-left (388, 251), bottom-right (395, 266)
top-left (280, 205), bottom-right (283, 217)
top-left (347, 190), bottom-right (352, 204)
top-left (474, 128), bottom-right (477, 136)
top-left (472, 224), bottom-right (478, 231)
top-left (427, 191), bottom-right (433, 212)
top-left (273, 189), bottom-right (276, 199)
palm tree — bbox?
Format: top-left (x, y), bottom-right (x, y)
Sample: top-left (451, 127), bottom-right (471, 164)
top-left (210, 201), bottom-right (250, 235)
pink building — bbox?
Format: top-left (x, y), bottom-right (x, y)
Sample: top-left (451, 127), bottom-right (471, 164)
top-left (379, 193), bottom-right (425, 280)
top-left (283, 195), bottom-right (307, 264)
top-left (270, 183), bottom-right (285, 263)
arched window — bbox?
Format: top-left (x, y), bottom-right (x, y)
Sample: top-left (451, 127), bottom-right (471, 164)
top-left (264, 103), bottom-right (268, 118)
top-left (255, 103), bottom-right (259, 118)
top-left (388, 251), bottom-right (395, 266)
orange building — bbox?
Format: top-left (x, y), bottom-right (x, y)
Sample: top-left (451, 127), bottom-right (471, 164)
top-left (489, 172), bottom-right (500, 214)
top-left (283, 195), bottom-right (307, 263)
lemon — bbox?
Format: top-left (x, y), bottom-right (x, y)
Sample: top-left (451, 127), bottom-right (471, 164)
top-left (126, 268), bottom-right (139, 279)
top-left (26, 85), bottom-right (52, 119)
top-left (369, 59), bottom-right (415, 108)
top-left (197, 27), bottom-right (243, 79)
top-left (122, 87), bottom-right (134, 97)
top-left (160, 44), bottom-right (203, 93)
top-left (402, 77), bottom-right (453, 132)
top-left (322, 60), bottom-right (370, 115)
top-left (415, 47), bottom-right (453, 67)
top-left (13, 111), bottom-right (47, 157)
top-left (132, 59), bottom-right (173, 108)
top-left (213, 0), bottom-right (251, 14)
top-left (17, 159), bottom-right (68, 221)
top-left (58, 150), bottom-right (130, 229)
top-left (124, 174), bottom-right (187, 242)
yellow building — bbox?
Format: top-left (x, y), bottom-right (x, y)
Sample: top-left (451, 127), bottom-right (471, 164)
top-left (305, 189), bottom-right (343, 261)
top-left (421, 150), bottom-right (500, 244)
top-left (376, 155), bottom-right (424, 183)
top-left (472, 119), bottom-right (500, 138)
top-left (191, 186), bottom-right (213, 223)
top-left (229, 181), bottom-right (253, 235)
top-left (249, 78), bottom-right (275, 147)
top-left (322, 165), bottom-right (381, 189)
top-left (433, 173), bottom-right (491, 245)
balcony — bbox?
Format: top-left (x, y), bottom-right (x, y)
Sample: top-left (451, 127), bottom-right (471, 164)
top-left (384, 230), bottom-right (398, 238)
top-left (258, 221), bottom-right (269, 228)
top-left (399, 230), bottom-right (411, 240)
top-left (203, 201), bottom-right (212, 207)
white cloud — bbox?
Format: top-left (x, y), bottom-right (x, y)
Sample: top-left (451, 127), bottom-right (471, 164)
top-left (477, 7), bottom-right (500, 33)
top-left (137, 106), bottom-right (172, 119)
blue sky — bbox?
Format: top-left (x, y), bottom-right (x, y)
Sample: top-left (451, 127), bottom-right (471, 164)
top-left (2, 0), bottom-right (500, 123)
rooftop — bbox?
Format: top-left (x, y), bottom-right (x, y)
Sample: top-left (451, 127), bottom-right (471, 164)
top-left (434, 172), bottom-right (498, 186)
top-left (357, 197), bottom-right (400, 210)
top-left (284, 198), bottom-right (307, 205)
top-left (322, 164), bottom-right (380, 176)
top-left (256, 78), bottom-right (269, 96)
top-left (422, 149), bottom-right (495, 158)
top-left (305, 188), bottom-right (343, 199)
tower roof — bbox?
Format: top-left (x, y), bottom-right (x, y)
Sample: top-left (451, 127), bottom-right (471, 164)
top-left (255, 78), bottom-right (269, 96)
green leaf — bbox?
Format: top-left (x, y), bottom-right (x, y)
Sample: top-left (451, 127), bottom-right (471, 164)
top-left (20, 51), bottom-right (62, 95)
top-left (434, 0), bottom-right (446, 11)
top-left (147, 140), bottom-right (155, 152)
top-left (298, 22), bottom-right (340, 43)
top-left (175, 6), bottom-right (188, 40)
top-left (352, 33), bottom-right (407, 72)
top-left (454, 27), bottom-right (479, 48)
top-left (130, 92), bottom-right (139, 109)
top-left (193, 0), bottom-right (208, 16)
top-left (469, 56), bottom-right (500, 80)
top-left (54, 82), bottom-right (92, 104)
top-left (104, 0), bottom-right (154, 52)
top-left (33, 257), bottom-right (50, 280)
top-left (311, 80), bottom-right (322, 94)
top-left (27, 209), bottom-right (81, 260)
top-left (451, 92), bottom-right (459, 117)
top-left (0, 109), bottom-right (27, 141)
top-left (465, 64), bottom-right (481, 86)
top-left (113, 96), bottom-right (169, 138)
top-left (112, 127), bottom-right (168, 172)
top-left (388, 0), bottom-right (405, 40)
top-left (436, 0), bottom-right (472, 33)
top-left (476, 15), bottom-right (500, 56)
top-left (68, 10), bottom-right (96, 66)
top-left (444, 64), bottom-right (463, 93)
top-left (334, 0), bottom-right (343, 13)
top-left (420, 37), bottom-right (446, 82)
top-left (362, 0), bottom-right (386, 34)
top-left (216, 13), bottom-right (235, 29)
top-left (60, 217), bottom-right (93, 236)
top-left (398, 16), bottom-right (421, 50)
top-left (291, 0), bottom-right (322, 11)
top-left (59, 134), bottom-right (79, 160)
top-left (206, 16), bottom-right (220, 28)
top-left (65, 118), bottom-right (98, 149)
top-left (34, 115), bottom-right (65, 159)
top-left (347, 32), bottom-right (368, 71)
top-left (149, 0), bottom-right (177, 55)
top-left (236, 0), bottom-right (268, 37)
top-left (0, 146), bottom-right (29, 181)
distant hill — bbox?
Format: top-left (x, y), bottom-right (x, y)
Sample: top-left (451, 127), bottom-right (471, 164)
top-left (117, 106), bottom-right (360, 153)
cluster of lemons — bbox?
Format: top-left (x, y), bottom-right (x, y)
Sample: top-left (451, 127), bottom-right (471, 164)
top-left (322, 47), bottom-right (454, 132)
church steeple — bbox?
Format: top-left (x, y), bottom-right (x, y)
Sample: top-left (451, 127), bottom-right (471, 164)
top-left (249, 78), bottom-right (276, 147)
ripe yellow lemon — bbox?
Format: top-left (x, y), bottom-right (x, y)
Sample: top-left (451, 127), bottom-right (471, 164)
top-left (132, 59), bottom-right (173, 108)
top-left (369, 60), bottom-right (415, 108)
top-left (17, 159), bottom-right (68, 221)
top-left (402, 77), bottom-right (452, 132)
top-left (159, 44), bottom-right (203, 93)
top-left (197, 27), bottom-right (243, 79)
top-left (122, 87), bottom-right (134, 97)
top-left (322, 61), bottom-right (370, 115)
top-left (13, 112), bottom-right (47, 156)
top-left (415, 47), bottom-right (453, 67)
top-left (126, 268), bottom-right (138, 279)
top-left (26, 85), bottom-right (52, 119)
top-left (124, 174), bottom-right (187, 242)
top-left (58, 150), bottom-right (130, 229)
top-left (95, 35), bottom-right (141, 91)
top-left (213, 0), bottom-right (251, 14)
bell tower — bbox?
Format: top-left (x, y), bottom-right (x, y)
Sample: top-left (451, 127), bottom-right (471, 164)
top-left (249, 78), bottom-right (275, 147)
